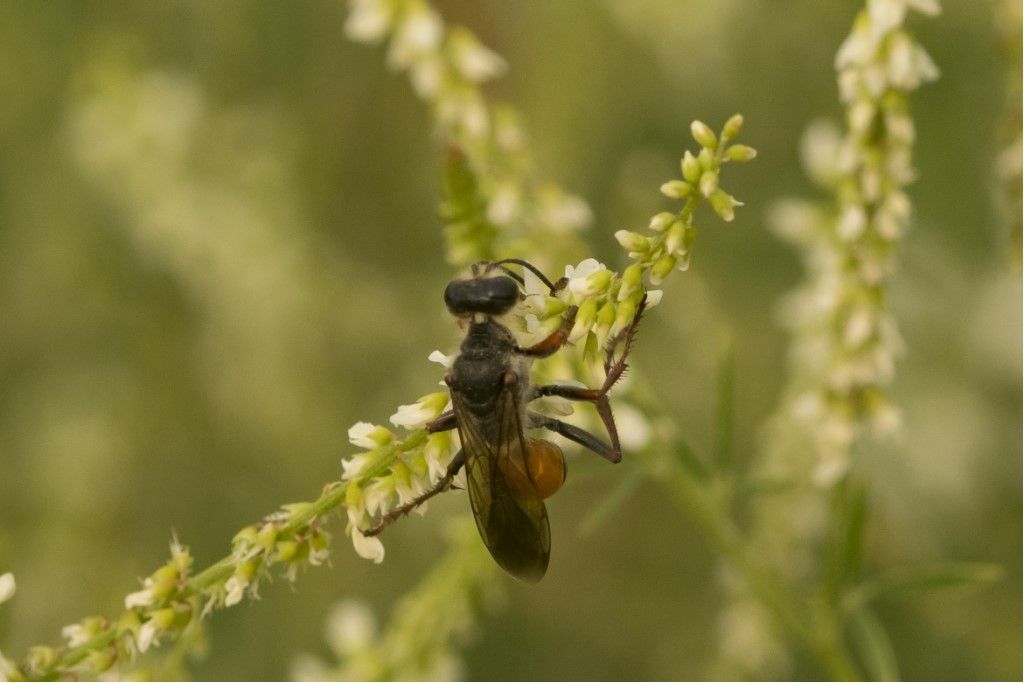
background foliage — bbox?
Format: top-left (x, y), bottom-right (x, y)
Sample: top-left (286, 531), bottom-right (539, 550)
top-left (0, 0), bottom-right (1019, 679)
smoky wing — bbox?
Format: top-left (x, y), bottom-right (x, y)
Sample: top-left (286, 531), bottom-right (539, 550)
top-left (452, 383), bottom-right (550, 584)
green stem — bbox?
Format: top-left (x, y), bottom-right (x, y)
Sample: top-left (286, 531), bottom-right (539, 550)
top-left (662, 460), bottom-right (860, 680)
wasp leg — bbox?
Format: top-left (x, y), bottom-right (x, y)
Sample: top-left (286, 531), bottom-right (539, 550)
top-left (426, 410), bottom-right (457, 433)
top-left (361, 449), bottom-right (467, 537)
top-left (530, 412), bottom-right (619, 463)
top-left (515, 305), bottom-right (578, 358)
top-left (528, 295), bottom-right (647, 458)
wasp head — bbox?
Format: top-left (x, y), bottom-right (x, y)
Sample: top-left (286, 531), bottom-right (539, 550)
top-left (444, 274), bottom-right (520, 318)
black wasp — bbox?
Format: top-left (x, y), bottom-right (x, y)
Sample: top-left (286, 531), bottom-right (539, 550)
top-left (364, 258), bottom-right (645, 583)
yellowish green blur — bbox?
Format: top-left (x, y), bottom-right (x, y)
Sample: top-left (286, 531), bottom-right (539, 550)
top-left (0, 0), bottom-right (1019, 680)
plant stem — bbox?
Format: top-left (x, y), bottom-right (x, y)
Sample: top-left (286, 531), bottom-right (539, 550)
top-left (662, 460), bottom-right (860, 680)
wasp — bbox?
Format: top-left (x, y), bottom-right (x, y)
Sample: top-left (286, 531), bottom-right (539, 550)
top-left (364, 258), bottom-right (645, 583)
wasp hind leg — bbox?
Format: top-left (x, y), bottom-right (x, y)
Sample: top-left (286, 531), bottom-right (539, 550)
top-left (530, 412), bottom-right (619, 463)
top-left (361, 448), bottom-right (466, 537)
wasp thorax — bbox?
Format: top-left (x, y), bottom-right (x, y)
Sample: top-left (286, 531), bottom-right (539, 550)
top-left (498, 438), bottom-right (566, 500)
top-left (444, 275), bottom-right (519, 317)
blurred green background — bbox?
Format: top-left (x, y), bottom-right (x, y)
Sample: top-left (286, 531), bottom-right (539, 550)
top-left (0, 0), bottom-right (1019, 679)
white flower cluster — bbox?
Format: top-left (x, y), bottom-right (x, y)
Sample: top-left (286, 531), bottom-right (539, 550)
top-left (345, 0), bottom-right (591, 268)
top-left (773, 0), bottom-right (939, 485)
top-left (340, 383), bottom-right (459, 563)
top-left (716, 3), bottom-right (938, 678)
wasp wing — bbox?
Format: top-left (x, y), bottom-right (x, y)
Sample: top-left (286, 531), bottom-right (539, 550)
top-left (452, 381), bottom-right (550, 583)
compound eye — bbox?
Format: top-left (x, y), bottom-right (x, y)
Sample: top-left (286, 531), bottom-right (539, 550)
top-left (444, 276), bottom-right (520, 316)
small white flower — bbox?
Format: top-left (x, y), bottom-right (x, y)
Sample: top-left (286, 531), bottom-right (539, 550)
top-left (867, 0), bottom-right (907, 35)
top-left (540, 192), bottom-right (592, 232)
top-left (843, 308), bottom-right (874, 347)
top-left (645, 290), bottom-right (664, 308)
top-left (390, 393), bottom-right (447, 429)
top-left (326, 600), bottom-right (378, 657)
top-left (344, 0), bottom-right (392, 43)
top-left (428, 350), bottom-right (454, 368)
top-left (224, 575), bottom-right (249, 607)
top-left (409, 55), bottom-right (443, 98)
top-left (563, 259), bottom-right (610, 301)
top-left (836, 205), bottom-right (867, 241)
top-left (125, 586), bottom-right (154, 609)
top-left (351, 530), bottom-right (385, 563)
top-left (309, 547), bottom-right (330, 567)
top-left (486, 182), bottom-right (521, 225)
top-left (362, 477), bottom-right (394, 517)
top-left (906, 0), bottom-right (941, 15)
top-left (348, 422), bottom-right (378, 449)
top-left (424, 432), bottom-right (457, 482)
top-left (390, 402), bottom-right (434, 429)
top-left (449, 29), bottom-right (506, 82)
top-left (61, 623), bottom-right (91, 648)
top-left (137, 619), bottom-right (160, 653)
top-left (387, 3), bottom-right (443, 69)
top-left (341, 453), bottom-right (371, 481)
top-left (0, 573), bottom-right (14, 605)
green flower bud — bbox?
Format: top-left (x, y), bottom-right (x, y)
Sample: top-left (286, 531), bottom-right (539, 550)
top-left (709, 189), bottom-right (742, 222)
top-left (568, 298), bottom-right (598, 343)
top-left (614, 230), bottom-right (650, 253)
top-left (681, 151), bottom-right (701, 183)
top-left (275, 540), bottom-right (299, 562)
top-left (25, 647), bottom-right (57, 675)
top-left (171, 603), bottom-right (193, 629)
top-left (665, 220), bottom-right (686, 255)
top-left (648, 211), bottom-right (676, 232)
top-left (697, 148), bottom-right (715, 170)
top-left (345, 481), bottom-right (364, 509)
top-left (232, 525), bottom-right (258, 547)
top-left (86, 648), bottom-right (117, 674)
top-left (149, 608), bottom-right (177, 631)
top-left (116, 609), bottom-right (142, 638)
top-left (310, 532), bottom-right (329, 553)
top-left (256, 523), bottom-right (278, 551)
top-left (596, 300), bottom-right (617, 330)
top-left (690, 120), bottom-right (718, 149)
top-left (726, 144), bottom-right (757, 162)
top-left (650, 255), bottom-right (677, 285)
top-left (722, 113), bottom-right (744, 140)
top-left (699, 170), bottom-right (719, 198)
top-left (610, 300), bottom-right (638, 338)
top-left (532, 295), bottom-right (567, 319)
top-left (617, 264), bottom-right (643, 301)
top-left (660, 180), bottom-right (691, 199)
top-left (151, 564), bottom-right (179, 584)
top-left (584, 268), bottom-right (613, 294)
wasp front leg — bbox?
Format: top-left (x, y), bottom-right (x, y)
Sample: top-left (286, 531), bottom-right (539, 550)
top-left (515, 305), bottom-right (578, 358)
top-left (361, 449), bottom-right (466, 537)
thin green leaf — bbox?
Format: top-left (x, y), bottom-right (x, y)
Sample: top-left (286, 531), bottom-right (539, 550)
top-left (847, 604), bottom-right (900, 681)
top-left (822, 477), bottom-right (869, 605)
top-left (848, 562), bottom-right (1004, 608)
top-left (578, 468), bottom-right (644, 538)
top-left (676, 436), bottom-right (710, 482)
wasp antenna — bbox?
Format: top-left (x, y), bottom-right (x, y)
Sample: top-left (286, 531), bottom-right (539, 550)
top-left (490, 258), bottom-right (560, 292)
